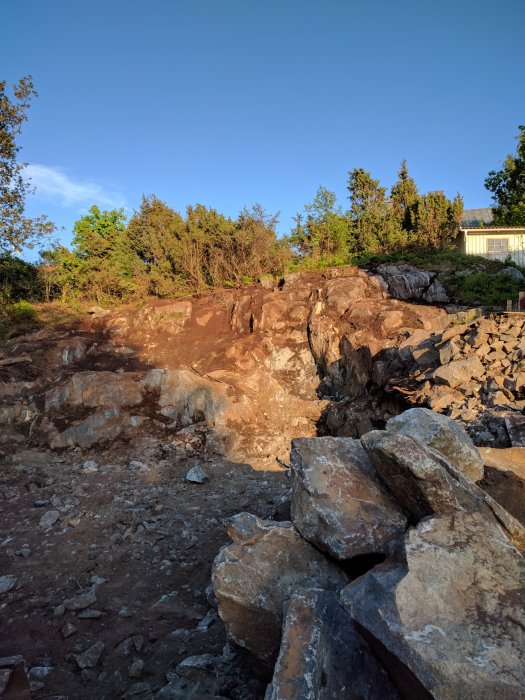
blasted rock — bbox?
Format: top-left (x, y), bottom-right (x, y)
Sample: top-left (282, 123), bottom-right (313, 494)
top-left (265, 588), bottom-right (400, 700)
top-left (386, 407), bottom-right (484, 482)
top-left (211, 513), bottom-right (347, 662)
top-left (361, 429), bottom-right (525, 551)
top-left (290, 437), bottom-right (406, 559)
top-left (342, 511), bottom-right (525, 699)
top-left (433, 355), bottom-right (484, 392)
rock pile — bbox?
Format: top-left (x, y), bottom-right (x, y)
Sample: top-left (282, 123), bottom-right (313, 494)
top-left (212, 407), bottom-right (525, 699)
top-left (375, 312), bottom-right (525, 447)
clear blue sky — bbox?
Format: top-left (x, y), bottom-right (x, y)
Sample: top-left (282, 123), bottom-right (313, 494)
top-left (3, 0), bottom-right (525, 258)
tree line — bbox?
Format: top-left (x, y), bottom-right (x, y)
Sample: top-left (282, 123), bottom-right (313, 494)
top-left (1, 76), bottom-right (524, 305)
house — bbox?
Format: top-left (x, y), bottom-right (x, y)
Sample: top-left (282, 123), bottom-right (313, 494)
top-left (458, 208), bottom-right (525, 265)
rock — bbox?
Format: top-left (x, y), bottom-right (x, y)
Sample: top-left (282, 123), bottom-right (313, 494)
top-left (64, 587), bottom-right (97, 611)
top-left (0, 656), bottom-right (31, 700)
top-left (77, 609), bottom-right (103, 619)
top-left (433, 355), bottom-right (484, 390)
top-left (361, 429), bottom-right (525, 551)
top-left (82, 460), bottom-right (98, 472)
top-left (61, 622), bottom-right (77, 638)
top-left (377, 265), bottom-right (449, 303)
top-left (39, 510), bottom-right (60, 529)
top-left (479, 447), bottom-right (525, 525)
top-left (0, 576), bottom-right (17, 594)
top-left (496, 266), bottom-right (525, 282)
top-left (266, 588), bottom-right (400, 700)
top-left (75, 641), bottom-right (105, 669)
top-left (212, 513), bottom-right (348, 661)
top-left (386, 407), bottom-right (484, 482)
top-left (128, 659), bottom-right (144, 679)
top-left (290, 437), bottom-right (406, 559)
top-left (184, 466), bottom-right (207, 484)
top-left (342, 511), bottom-right (525, 699)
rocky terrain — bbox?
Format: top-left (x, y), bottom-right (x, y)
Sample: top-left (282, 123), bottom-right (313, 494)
top-left (0, 265), bottom-right (524, 699)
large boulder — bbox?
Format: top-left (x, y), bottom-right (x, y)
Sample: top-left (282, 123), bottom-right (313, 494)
top-left (361, 429), bottom-right (525, 551)
top-left (211, 513), bottom-right (347, 662)
top-left (290, 437), bottom-right (407, 559)
top-left (386, 407), bottom-right (484, 482)
top-left (265, 588), bottom-right (400, 700)
top-left (45, 371), bottom-right (144, 411)
top-left (342, 511), bottom-right (525, 699)
top-left (377, 265), bottom-right (449, 303)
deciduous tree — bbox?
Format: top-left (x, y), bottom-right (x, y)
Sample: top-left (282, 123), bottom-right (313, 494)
top-left (0, 76), bottom-right (54, 252)
top-left (485, 125), bottom-right (525, 225)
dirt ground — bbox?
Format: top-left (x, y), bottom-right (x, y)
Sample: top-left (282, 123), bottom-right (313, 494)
top-left (0, 445), bottom-right (289, 698)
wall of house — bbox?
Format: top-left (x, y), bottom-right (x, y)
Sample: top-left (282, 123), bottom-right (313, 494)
top-left (463, 231), bottom-right (525, 265)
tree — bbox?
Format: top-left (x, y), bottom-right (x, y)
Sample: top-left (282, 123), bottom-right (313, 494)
top-left (0, 76), bottom-right (55, 252)
top-left (411, 190), bottom-right (464, 250)
top-left (347, 168), bottom-right (393, 252)
top-left (390, 160), bottom-right (419, 233)
top-left (485, 125), bottom-right (525, 225)
top-left (290, 186), bottom-right (351, 263)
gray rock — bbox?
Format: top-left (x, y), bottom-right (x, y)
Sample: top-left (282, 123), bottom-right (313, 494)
top-left (184, 466), bottom-right (207, 484)
top-left (377, 264), bottom-right (448, 303)
top-left (61, 622), bottom-right (77, 638)
top-left (342, 511), bottom-right (525, 699)
top-left (0, 575), bottom-right (17, 594)
top-left (290, 437), bottom-right (406, 559)
top-left (496, 266), bottom-right (525, 282)
top-left (75, 641), bottom-right (105, 669)
top-left (82, 460), bottom-right (98, 472)
top-left (266, 588), bottom-right (400, 700)
top-left (39, 510), bottom-right (60, 529)
top-left (212, 513), bottom-right (348, 661)
top-left (386, 407), bottom-right (484, 482)
top-left (128, 659), bottom-right (144, 679)
top-left (64, 587), bottom-right (97, 611)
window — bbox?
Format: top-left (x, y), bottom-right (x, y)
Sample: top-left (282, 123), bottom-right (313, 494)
top-left (487, 238), bottom-right (509, 254)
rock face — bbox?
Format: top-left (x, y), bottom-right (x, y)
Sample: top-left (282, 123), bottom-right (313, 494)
top-left (290, 437), bottom-right (406, 559)
top-left (376, 264), bottom-right (449, 303)
top-left (342, 511), bottom-right (525, 700)
top-left (386, 407), bottom-right (484, 482)
top-left (211, 513), bottom-right (347, 662)
top-left (265, 588), bottom-right (400, 700)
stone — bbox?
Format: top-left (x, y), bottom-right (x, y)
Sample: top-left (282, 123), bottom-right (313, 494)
top-left (184, 466), bottom-right (207, 484)
top-left (433, 355), bottom-right (484, 390)
top-left (361, 429), bottom-right (525, 552)
top-left (0, 656), bottom-right (31, 700)
top-left (377, 265), bottom-right (448, 303)
top-left (290, 437), bottom-right (406, 559)
top-left (211, 513), bottom-right (348, 661)
top-left (0, 575), bottom-right (17, 594)
top-left (496, 266), bottom-right (525, 282)
top-left (61, 622), bottom-right (77, 638)
top-left (77, 609), bottom-right (103, 619)
top-left (75, 641), bottom-right (105, 669)
top-left (438, 339), bottom-right (460, 366)
top-left (266, 588), bottom-right (400, 700)
top-left (64, 587), bottom-right (97, 611)
top-left (82, 460), bottom-right (98, 472)
top-left (39, 510), bottom-right (60, 529)
top-left (479, 447), bottom-right (525, 525)
top-left (342, 511), bottom-right (525, 699)
top-left (128, 659), bottom-right (144, 679)
top-left (386, 407), bottom-right (484, 481)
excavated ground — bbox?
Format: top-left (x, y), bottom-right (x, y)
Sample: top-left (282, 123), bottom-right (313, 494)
top-left (0, 267), bottom-right (457, 699)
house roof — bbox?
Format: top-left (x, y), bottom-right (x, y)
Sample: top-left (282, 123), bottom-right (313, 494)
top-left (460, 226), bottom-right (525, 234)
top-left (461, 208), bottom-right (493, 226)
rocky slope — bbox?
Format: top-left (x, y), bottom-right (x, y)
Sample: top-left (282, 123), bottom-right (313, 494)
top-left (1, 264), bottom-right (524, 699)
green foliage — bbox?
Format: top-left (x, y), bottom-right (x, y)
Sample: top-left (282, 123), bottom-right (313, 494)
top-left (410, 190), bottom-right (464, 250)
top-left (0, 300), bottom-right (40, 344)
top-left (289, 186), bottom-right (352, 264)
top-left (0, 76), bottom-right (55, 252)
top-left (485, 125), bottom-right (525, 225)
top-left (447, 270), bottom-right (525, 307)
top-left (0, 253), bottom-right (44, 303)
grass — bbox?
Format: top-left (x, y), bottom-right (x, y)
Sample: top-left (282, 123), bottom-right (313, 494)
top-left (446, 271), bottom-right (525, 307)
top-left (0, 300), bottom-right (41, 345)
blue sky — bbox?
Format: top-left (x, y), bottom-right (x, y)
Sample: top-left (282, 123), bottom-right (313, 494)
top-left (3, 0), bottom-right (525, 258)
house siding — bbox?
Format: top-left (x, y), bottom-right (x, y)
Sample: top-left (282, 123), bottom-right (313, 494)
top-left (460, 229), bottom-right (525, 264)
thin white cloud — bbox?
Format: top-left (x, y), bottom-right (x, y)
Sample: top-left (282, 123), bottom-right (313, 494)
top-left (26, 164), bottom-right (127, 210)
